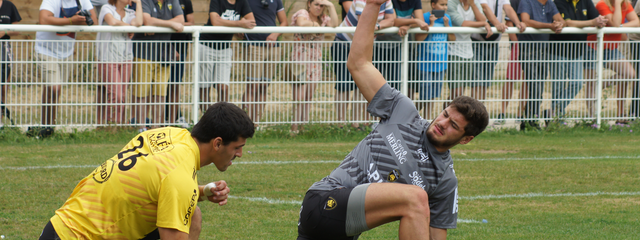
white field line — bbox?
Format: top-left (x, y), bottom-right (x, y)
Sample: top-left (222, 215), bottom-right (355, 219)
top-left (2, 155), bottom-right (638, 171)
top-left (458, 191), bottom-right (640, 200)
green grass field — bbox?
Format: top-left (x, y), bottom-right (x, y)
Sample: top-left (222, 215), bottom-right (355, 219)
top-left (1, 125), bottom-right (639, 239)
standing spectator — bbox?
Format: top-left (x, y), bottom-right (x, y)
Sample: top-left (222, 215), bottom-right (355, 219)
top-left (95, 0), bottom-right (143, 126)
top-left (131, 0), bottom-right (184, 133)
top-left (547, 0), bottom-right (606, 120)
top-left (414, 0), bottom-right (455, 119)
top-left (166, 0), bottom-right (194, 127)
top-left (495, 11), bottom-right (528, 124)
top-left (584, 0), bottom-right (639, 124)
top-left (517, 0), bottom-right (564, 130)
top-left (446, 0), bottom-right (491, 102)
top-left (30, 0), bottom-right (97, 138)
top-left (471, 0), bottom-right (525, 100)
top-left (289, 0), bottom-right (339, 133)
top-left (91, 0), bottom-right (109, 16)
top-left (332, 0), bottom-right (395, 129)
top-left (374, 0), bottom-right (428, 92)
top-left (199, 0), bottom-right (255, 112)
top-left (627, 0), bottom-right (640, 118)
top-left (242, 0), bottom-right (288, 124)
top-left (0, 0), bottom-right (20, 128)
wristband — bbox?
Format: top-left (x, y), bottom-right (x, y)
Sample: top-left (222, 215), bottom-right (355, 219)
top-left (69, 18), bottom-right (73, 25)
top-left (199, 182), bottom-right (217, 201)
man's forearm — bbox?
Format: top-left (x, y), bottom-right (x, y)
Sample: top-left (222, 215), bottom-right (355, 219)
top-left (503, 5), bottom-right (522, 26)
top-left (482, 4), bottom-right (501, 26)
top-left (523, 19), bottom-right (553, 29)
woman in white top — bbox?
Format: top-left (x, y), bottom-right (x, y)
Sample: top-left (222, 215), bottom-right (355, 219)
top-left (289, 0), bottom-right (339, 133)
top-left (446, 0), bottom-right (491, 102)
top-left (95, 0), bottom-right (143, 125)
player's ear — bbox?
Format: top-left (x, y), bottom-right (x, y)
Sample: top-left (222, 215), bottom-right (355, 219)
top-left (458, 135), bottom-right (474, 145)
top-left (211, 137), bottom-right (223, 151)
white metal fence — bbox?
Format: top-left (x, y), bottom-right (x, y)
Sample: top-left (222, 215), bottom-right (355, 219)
top-left (0, 25), bottom-right (639, 129)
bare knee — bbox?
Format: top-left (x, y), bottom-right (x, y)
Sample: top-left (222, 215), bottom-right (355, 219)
top-left (402, 186), bottom-right (430, 219)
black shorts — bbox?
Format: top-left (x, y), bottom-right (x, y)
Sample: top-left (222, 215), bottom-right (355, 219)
top-left (38, 221), bottom-right (160, 240)
top-left (297, 188), bottom-right (356, 240)
top-left (38, 221), bottom-right (60, 240)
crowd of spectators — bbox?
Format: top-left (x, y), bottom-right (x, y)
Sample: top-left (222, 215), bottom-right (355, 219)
top-left (0, 0), bottom-right (640, 137)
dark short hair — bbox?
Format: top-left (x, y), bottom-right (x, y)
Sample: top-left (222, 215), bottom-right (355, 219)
top-left (108, 0), bottom-right (117, 6)
top-left (191, 102), bottom-right (255, 145)
top-left (449, 96), bottom-right (489, 137)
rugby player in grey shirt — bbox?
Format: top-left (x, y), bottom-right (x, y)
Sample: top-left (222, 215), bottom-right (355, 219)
top-left (296, 0), bottom-right (489, 239)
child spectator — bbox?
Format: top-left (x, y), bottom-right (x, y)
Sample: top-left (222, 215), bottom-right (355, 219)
top-left (414, 0), bottom-right (455, 119)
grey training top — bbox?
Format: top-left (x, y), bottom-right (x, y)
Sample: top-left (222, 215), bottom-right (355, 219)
top-left (132, 0), bottom-right (184, 61)
top-left (308, 84), bottom-right (459, 229)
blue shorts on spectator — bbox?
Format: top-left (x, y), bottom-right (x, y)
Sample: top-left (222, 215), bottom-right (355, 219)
top-left (418, 71), bottom-right (444, 100)
top-left (584, 47), bottom-right (624, 69)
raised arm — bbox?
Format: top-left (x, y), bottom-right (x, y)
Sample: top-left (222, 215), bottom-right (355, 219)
top-left (131, 0), bottom-right (144, 27)
top-left (346, 0), bottom-right (389, 102)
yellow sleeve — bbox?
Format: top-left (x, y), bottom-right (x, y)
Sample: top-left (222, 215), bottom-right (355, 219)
top-left (156, 161), bottom-right (199, 233)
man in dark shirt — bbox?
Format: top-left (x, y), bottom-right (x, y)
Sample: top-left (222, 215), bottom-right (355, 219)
top-left (0, 0), bottom-right (21, 128)
top-left (166, 0), bottom-right (194, 126)
top-left (241, 0), bottom-right (288, 124)
top-left (548, 0), bottom-right (606, 119)
top-left (517, 0), bottom-right (564, 130)
top-left (297, 1), bottom-right (489, 239)
top-left (199, 0), bottom-right (254, 111)
top-left (131, 0), bottom-right (185, 132)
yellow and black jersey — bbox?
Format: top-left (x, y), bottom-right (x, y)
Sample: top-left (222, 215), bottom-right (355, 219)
top-left (50, 127), bottom-right (201, 240)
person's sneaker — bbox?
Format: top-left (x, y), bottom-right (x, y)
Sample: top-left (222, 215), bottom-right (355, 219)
top-left (493, 113), bottom-right (505, 126)
top-left (26, 127), bottom-right (54, 138)
top-left (175, 116), bottom-right (189, 128)
top-left (138, 127), bottom-right (148, 133)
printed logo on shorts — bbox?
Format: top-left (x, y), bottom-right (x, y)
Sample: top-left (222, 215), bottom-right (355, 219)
top-left (387, 169), bottom-right (400, 182)
top-left (324, 197), bottom-right (337, 210)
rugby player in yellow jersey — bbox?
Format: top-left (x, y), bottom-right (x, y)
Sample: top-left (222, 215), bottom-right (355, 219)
top-left (39, 102), bottom-right (255, 240)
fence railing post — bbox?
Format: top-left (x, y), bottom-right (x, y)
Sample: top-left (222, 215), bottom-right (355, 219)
top-left (595, 29), bottom-right (604, 128)
top-left (192, 30), bottom-right (200, 125)
top-left (401, 33), bottom-right (409, 97)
